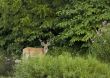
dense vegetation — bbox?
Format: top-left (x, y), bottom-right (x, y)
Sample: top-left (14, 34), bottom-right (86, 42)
top-left (1, 0), bottom-right (110, 55)
top-left (89, 26), bottom-right (110, 62)
top-left (15, 54), bottom-right (110, 78)
top-left (0, 0), bottom-right (110, 78)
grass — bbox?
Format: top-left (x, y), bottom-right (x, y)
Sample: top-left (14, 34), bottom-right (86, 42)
top-left (15, 53), bottom-right (110, 78)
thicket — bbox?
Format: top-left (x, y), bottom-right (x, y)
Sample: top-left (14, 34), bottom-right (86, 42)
top-left (0, 0), bottom-right (110, 55)
top-left (89, 26), bottom-right (110, 62)
top-left (15, 54), bottom-right (110, 78)
top-left (0, 54), bottom-right (15, 76)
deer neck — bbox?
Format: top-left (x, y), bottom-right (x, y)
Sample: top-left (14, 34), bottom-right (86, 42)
top-left (43, 47), bottom-right (48, 54)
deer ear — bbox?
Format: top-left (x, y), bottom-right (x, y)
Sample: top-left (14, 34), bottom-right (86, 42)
top-left (39, 39), bottom-right (45, 46)
top-left (41, 42), bottom-right (45, 46)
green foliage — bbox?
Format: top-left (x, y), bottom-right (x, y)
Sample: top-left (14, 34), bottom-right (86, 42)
top-left (15, 54), bottom-right (110, 78)
top-left (48, 46), bottom-right (75, 56)
top-left (89, 26), bottom-right (110, 62)
top-left (1, 0), bottom-right (110, 54)
top-left (55, 0), bottom-right (110, 45)
top-left (0, 54), bottom-right (15, 76)
top-left (0, 54), bottom-right (5, 74)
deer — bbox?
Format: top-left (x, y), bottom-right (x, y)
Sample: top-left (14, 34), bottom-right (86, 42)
top-left (22, 39), bottom-right (50, 59)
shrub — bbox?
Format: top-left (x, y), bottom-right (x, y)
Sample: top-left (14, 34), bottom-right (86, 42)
top-left (48, 46), bottom-right (75, 56)
top-left (1, 0), bottom-right (110, 54)
top-left (15, 54), bottom-right (110, 78)
top-left (0, 54), bottom-right (15, 76)
top-left (0, 54), bottom-right (5, 75)
top-left (89, 26), bottom-right (110, 62)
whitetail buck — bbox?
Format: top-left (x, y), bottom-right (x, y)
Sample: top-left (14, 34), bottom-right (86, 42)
top-left (22, 39), bottom-right (50, 59)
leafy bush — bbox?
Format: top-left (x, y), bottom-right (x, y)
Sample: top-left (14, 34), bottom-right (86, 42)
top-left (48, 46), bottom-right (75, 56)
top-left (0, 54), bottom-right (5, 74)
top-left (1, 0), bottom-right (110, 54)
top-left (0, 54), bottom-right (15, 76)
top-left (89, 26), bottom-right (110, 62)
top-left (0, 76), bottom-right (13, 78)
top-left (15, 54), bottom-right (110, 78)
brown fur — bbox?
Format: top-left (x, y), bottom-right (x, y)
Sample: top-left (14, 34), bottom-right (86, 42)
top-left (22, 40), bottom-right (50, 59)
top-left (23, 47), bottom-right (44, 58)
